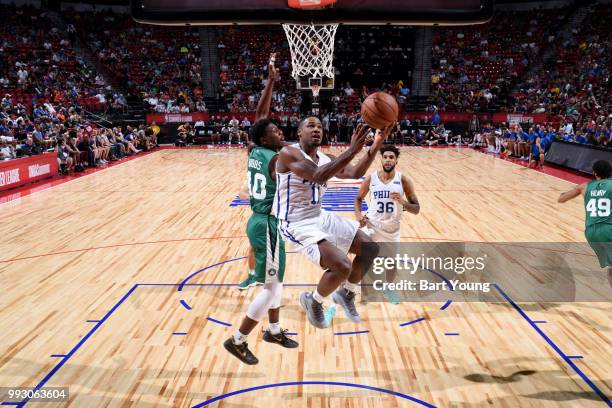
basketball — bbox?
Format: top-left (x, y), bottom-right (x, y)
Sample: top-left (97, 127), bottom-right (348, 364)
top-left (360, 92), bottom-right (399, 129)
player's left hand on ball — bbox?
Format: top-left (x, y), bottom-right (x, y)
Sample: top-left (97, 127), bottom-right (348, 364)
top-left (371, 129), bottom-right (384, 149)
top-left (381, 123), bottom-right (396, 139)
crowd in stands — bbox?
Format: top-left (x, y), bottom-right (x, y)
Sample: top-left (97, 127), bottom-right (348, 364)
top-left (55, 124), bottom-right (157, 173)
top-left (1, 2), bottom-right (610, 172)
top-left (0, 4), bottom-right (118, 114)
top-left (511, 4), bottom-right (610, 129)
top-left (430, 8), bottom-right (570, 113)
top-left (0, 93), bottom-right (157, 172)
top-left (430, 4), bottom-right (610, 144)
top-left (215, 26), bottom-right (301, 113)
top-left (65, 9), bottom-right (203, 114)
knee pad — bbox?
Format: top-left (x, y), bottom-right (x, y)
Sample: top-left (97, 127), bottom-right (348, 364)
top-left (246, 280), bottom-right (282, 321)
top-left (268, 282), bottom-right (283, 309)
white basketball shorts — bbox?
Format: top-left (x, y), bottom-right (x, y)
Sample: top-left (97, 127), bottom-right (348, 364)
top-left (278, 210), bottom-right (358, 267)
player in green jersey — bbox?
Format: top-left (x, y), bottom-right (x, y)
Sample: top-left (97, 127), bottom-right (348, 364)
top-left (237, 181), bottom-right (262, 290)
top-left (224, 54), bottom-right (297, 365)
top-left (558, 160), bottom-right (611, 285)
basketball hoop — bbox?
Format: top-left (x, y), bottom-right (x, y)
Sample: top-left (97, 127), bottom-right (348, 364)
top-left (282, 22), bottom-right (338, 99)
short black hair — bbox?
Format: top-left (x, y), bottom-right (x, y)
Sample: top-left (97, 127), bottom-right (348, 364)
top-left (298, 116), bottom-right (320, 129)
top-left (592, 160), bottom-right (611, 179)
top-left (380, 144), bottom-right (400, 158)
top-left (249, 118), bottom-right (274, 146)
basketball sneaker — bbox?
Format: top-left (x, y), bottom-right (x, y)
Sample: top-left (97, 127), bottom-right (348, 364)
top-left (383, 288), bottom-right (400, 305)
top-left (332, 288), bottom-right (361, 322)
top-left (324, 304), bottom-right (337, 326)
top-left (263, 329), bottom-right (299, 348)
top-left (299, 291), bottom-right (328, 329)
top-left (223, 337), bottom-right (259, 365)
top-left (237, 274), bottom-right (260, 290)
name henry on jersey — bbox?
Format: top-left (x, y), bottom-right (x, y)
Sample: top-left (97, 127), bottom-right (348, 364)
top-left (590, 190), bottom-right (606, 197)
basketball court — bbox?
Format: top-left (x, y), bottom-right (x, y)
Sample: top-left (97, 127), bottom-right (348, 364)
top-left (1, 147), bottom-right (610, 407)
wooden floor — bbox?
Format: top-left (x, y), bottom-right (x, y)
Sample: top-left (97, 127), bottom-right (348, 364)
top-left (0, 147), bottom-right (609, 407)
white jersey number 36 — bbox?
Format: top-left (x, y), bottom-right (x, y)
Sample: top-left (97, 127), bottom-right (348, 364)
top-left (586, 198), bottom-right (611, 217)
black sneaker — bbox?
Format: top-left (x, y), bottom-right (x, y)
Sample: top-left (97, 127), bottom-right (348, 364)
top-left (299, 291), bottom-right (328, 329)
top-left (223, 337), bottom-right (259, 365)
top-left (263, 329), bottom-right (299, 348)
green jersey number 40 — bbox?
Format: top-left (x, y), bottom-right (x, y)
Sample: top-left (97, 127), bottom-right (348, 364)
top-left (248, 171), bottom-right (267, 200)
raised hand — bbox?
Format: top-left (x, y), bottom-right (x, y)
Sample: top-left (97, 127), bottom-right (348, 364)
top-left (372, 122), bottom-right (396, 150)
top-left (350, 123), bottom-right (370, 152)
top-left (268, 53), bottom-right (280, 81)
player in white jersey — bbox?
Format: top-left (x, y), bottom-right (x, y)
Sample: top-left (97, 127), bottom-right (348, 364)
top-left (355, 145), bottom-right (420, 303)
top-left (355, 145), bottom-right (420, 240)
top-left (275, 117), bottom-right (394, 329)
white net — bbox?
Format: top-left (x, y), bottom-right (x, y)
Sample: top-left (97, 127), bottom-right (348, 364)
top-left (282, 23), bottom-right (339, 89)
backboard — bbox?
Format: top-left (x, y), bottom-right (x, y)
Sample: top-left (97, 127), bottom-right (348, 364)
top-left (132, 0), bottom-right (494, 26)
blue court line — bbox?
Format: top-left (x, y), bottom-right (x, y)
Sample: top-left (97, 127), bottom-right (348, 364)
top-left (567, 356), bottom-right (584, 359)
top-left (12, 255), bottom-right (454, 407)
top-left (86, 319), bottom-right (99, 323)
top-left (440, 300), bottom-right (452, 310)
top-left (173, 332), bottom-right (188, 336)
top-left (49, 354), bottom-right (66, 358)
top-left (180, 300), bottom-right (192, 310)
top-left (444, 333), bottom-right (459, 336)
top-left (207, 316), bottom-right (232, 327)
top-left (14, 283), bottom-right (140, 407)
top-left (178, 257), bottom-right (247, 291)
top-left (399, 317), bottom-right (426, 327)
top-left (493, 284), bottom-right (611, 406)
top-left (191, 381), bottom-right (436, 407)
top-left (334, 330), bottom-right (369, 336)
top-left (1, 403), bottom-right (20, 406)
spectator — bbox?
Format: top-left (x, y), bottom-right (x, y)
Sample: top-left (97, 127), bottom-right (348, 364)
top-left (56, 137), bottom-right (74, 172)
top-left (0, 137), bottom-right (16, 160)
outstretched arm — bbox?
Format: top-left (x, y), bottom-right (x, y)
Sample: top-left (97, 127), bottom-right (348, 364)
top-left (558, 182), bottom-right (586, 203)
top-left (335, 124), bottom-right (395, 179)
top-left (355, 175), bottom-right (371, 227)
top-left (276, 125), bottom-right (369, 184)
top-left (255, 53), bottom-right (279, 121)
